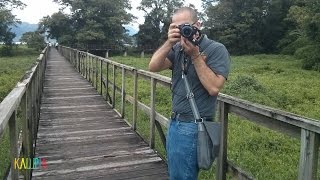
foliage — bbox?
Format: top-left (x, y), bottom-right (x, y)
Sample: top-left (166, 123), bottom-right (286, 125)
top-left (201, 0), bottom-right (293, 55)
top-left (0, 0), bottom-right (25, 56)
top-left (294, 45), bottom-right (320, 71)
top-left (110, 54), bottom-right (320, 179)
top-left (136, 0), bottom-right (183, 50)
top-left (41, 0), bottom-right (134, 46)
top-left (20, 31), bottom-right (46, 50)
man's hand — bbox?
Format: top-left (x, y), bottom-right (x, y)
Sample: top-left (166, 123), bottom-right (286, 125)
top-left (180, 37), bottom-right (200, 60)
top-left (167, 23), bottom-right (181, 45)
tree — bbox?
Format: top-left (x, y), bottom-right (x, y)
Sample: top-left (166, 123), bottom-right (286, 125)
top-left (0, 0), bottom-right (25, 56)
top-left (137, 0), bottom-right (183, 49)
top-left (46, 0), bottom-right (134, 47)
top-left (202, 0), bottom-right (293, 54)
top-left (20, 31), bottom-right (46, 50)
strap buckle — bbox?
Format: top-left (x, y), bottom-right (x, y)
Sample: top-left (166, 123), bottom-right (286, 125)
top-left (195, 118), bottom-right (204, 123)
top-left (186, 92), bottom-right (194, 99)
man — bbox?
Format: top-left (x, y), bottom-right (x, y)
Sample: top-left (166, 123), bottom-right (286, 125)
top-left (149, 7), bottom-right (230, 180)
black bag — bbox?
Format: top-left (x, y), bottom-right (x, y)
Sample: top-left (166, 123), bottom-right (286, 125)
top-left (197, 121), bottom-right (221, 169)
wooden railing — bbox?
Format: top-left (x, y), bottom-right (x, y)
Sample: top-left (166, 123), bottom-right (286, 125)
top-left (59, 46), bottom-right (320, 180)
top-left (0, 47), bottom-right (48, 180)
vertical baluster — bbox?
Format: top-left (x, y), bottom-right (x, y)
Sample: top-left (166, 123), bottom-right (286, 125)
top-left (132, 70), bottom-right (138, 131)
top-left (150, 78), bottom-right (156, 148)
top-left (216, 101), bottom-right (229, 180)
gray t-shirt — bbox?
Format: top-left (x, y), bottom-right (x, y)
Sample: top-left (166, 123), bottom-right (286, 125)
top-left (167, 35), bottom-right (230, 118)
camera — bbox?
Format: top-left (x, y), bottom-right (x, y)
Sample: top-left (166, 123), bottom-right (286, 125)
top-left (178, 24), bottom-right (199, 44)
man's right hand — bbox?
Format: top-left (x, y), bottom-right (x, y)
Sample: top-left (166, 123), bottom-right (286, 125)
top-left (167, 23), bottom-right (181, 45)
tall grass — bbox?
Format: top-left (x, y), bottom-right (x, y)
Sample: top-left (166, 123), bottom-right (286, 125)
top-left (0, 46), bottom-right (39, 179)
top-left (106, 54), bottom-right (320, 179)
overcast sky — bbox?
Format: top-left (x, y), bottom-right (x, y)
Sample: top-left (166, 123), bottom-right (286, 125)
top-left (12, 0), bottom-right (203, 30)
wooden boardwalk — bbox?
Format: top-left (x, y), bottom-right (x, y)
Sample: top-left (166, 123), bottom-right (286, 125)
top-left (32, 49), bottom-right (168, 179)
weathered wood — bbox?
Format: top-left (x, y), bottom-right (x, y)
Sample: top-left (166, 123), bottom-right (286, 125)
top-left (217, 102), bottom-right (229, 180)
top-left (155, 120), bottom-right (166, 150)
top-left (229, 104), bottom-right (301, 138)
top-left (137, 70), bottom-right (171, 88)
top-left (32, 49), bottom-right (168, 179)
top-left (100, 60), bottom-right (103, 95)
top-left (227, 161), bottom-right (254, 180)
top-left (21, 91), bottom-right (31, 180)
top-left (112, 64), bottom-right (116, 108)
top-left (150, 78), bottom-right (156, 149)
top-left (9, 110), bottom-right (18, 180)
top-left (121, 67), bottom-right (125, 118)
top-left (95, 57), bottom-right (98, 90)
top-left (218, 93), bottom-right (320, 135)
top-left (133, 70), bottom-right (138, 131)
top-left (298, 129), bottom-right (319, 180)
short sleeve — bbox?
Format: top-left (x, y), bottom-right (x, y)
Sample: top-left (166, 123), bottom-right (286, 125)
top-left (206, 44), bottom-right (231, 79)
top-left (167, 47), bottom-right (175, 63)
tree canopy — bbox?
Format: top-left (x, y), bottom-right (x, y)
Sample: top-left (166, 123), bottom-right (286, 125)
top-left (40, 0), bottom-right (134, 47)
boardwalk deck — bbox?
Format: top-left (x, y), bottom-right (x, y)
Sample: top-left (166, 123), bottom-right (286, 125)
top-left (32, 49), bottom-right (168, 179)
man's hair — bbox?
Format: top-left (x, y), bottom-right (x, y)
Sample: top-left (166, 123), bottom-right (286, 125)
top-left (174, 7), bottom-right (198, 22)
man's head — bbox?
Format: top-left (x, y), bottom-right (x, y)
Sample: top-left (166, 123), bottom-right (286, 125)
top-left (172, 7), bottom-right (200, 29)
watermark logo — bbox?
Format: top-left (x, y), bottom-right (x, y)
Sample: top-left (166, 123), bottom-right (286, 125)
top-left (14, 157), bottom-right (47, 170)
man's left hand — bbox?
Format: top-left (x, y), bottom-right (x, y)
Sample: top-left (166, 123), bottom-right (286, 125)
top-left (180, 37), bottom-right (200, 60)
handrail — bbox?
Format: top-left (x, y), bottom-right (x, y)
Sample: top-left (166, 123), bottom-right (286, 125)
top-left (59, 46), bottom-right (320, 180)
top-left (0, 47), bottom-right (48, 180)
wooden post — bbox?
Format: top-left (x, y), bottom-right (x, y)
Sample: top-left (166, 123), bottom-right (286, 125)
top-left (112, 64), bottom-right (116, 108)
top-left (106, 63), bottom-right (109, 101)
top-left (27, 82), bottom-right (33, 158)
top-left (150, 78), bottom-right (156, 149)
top-left (124, 50), bottom-right (127, 57)
top-left (216, 101), bottom-right (229, 180)
top-left (95, 58), bottom-right (98, 90)
top-left (132, 70), bottom-right (138, 131)
top-left (105, 50), bottom-right (109, 58)
top-left (21, 93), bottom-right (30, 180)
top-left (141, 51), bottom-right (145, 58)
top-left (121, 67), bottom-right (125, 118)
top-left (9, 110), bottom-right (18, 180)
top-left (100, 60), bottom-right (103, 95)
top-left (298, 129), bottom-right (319, 180)
top-left (85, 53), bottom-right (88, 79)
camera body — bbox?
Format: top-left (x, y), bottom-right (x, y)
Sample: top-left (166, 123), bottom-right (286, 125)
top-left (178, 23), bottom-right (199, 44)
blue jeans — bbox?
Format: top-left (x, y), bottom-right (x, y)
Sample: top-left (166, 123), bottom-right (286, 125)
top-left (166, 118), bottom-right (199, 180)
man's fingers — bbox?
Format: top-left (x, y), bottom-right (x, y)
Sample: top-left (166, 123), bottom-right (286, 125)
top-left (169, 23), bottom-right (178, 29)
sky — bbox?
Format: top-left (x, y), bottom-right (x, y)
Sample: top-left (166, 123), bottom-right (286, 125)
top-left (11, 0), bottom-right (203, 30)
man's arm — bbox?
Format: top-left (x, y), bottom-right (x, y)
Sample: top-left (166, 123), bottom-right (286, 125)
top-left (193, 56), bottom-right (226, 96)
top-left (181, 38), bottom-right (228, 96)
top-left (149, 41), bottom-right (173, 72)
top-left (149, 23), bottom-right (181, 72)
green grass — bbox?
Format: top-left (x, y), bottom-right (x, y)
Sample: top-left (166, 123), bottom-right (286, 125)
top-left (0, 46), bottom-right (39, 179)
top-left (103, 54), bottom-right (320, 180)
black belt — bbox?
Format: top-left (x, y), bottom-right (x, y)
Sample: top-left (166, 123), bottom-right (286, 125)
top-left (171, 112), bottom-right (213, 122)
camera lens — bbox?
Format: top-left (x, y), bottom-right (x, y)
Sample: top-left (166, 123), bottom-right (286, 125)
top-left (181, 26), bottom-right (193, 38)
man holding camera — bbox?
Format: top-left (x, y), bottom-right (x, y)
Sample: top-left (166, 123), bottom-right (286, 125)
top-left (149, 7), bottom-right (230, 180)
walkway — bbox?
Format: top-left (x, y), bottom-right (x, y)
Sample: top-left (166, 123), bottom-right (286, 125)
top-left (32, 49), bottom-right (168, 179)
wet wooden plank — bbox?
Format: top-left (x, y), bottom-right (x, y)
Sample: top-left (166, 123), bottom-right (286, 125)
top-left (33, 49), bottom-right (168, 179)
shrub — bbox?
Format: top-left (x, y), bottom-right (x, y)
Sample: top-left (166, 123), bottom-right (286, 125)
top-left (294, 45), bottom-right (320, 71)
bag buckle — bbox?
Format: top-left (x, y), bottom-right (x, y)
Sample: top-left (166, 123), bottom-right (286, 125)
top-left (195, 118), bottom-right (204, 123)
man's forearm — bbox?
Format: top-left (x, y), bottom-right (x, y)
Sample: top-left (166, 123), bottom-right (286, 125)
top-left (193, 57), bottom-right (222, 96)
top-left (149, 41), bottom-right (173, 72)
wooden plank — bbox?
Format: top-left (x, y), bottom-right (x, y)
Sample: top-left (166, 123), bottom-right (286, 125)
top-left (133, 70), bottom-right (138, 131)
top-left (96, 57), bottom-right (98, 90)
top-left (9, 110), bottom-right (18, 180)
top-left (150, 78), bottom-right (156, 149)
top-left (121, 67), bottom-right (125, 118)
top-left (100, 60), bottom-right (103, 95)
top-left (217, 102), bottom-right (228, 180)
top-left (298, 129), bottom-right (319, 180)
top-left (21, 92), bottom-right (31, 180)
top-left (227, 161), bottom-right (254, 180)
top-left (112, 64), bottom-right (116, 108)
top-left (228, 105), bottom-right (301, 138)
top-left (218, 94), bottom-right (320, 134)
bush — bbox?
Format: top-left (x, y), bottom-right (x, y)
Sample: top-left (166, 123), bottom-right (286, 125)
top-left (294, 45), bottom-right (320, 71)
top-left (280, 37), bottom-right (311, 55)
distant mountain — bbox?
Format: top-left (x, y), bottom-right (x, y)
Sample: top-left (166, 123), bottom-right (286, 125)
top-left (10, 22), bottom-right (137, 42)
top-left (10, 22), bottom-right (38, 42)
top-left (124, 25), bottom-right (138, 36)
